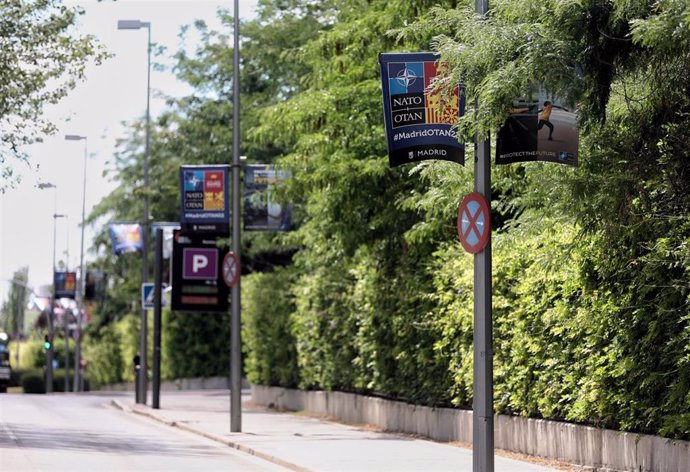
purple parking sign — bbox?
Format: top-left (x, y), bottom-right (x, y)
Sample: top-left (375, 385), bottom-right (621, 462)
top-left (182, 248), bottom-right (218, 280)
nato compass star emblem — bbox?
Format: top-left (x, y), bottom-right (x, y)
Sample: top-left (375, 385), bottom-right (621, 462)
top-left (396, 67), bottom-right (419, 89)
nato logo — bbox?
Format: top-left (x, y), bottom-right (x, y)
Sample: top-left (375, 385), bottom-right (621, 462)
top-left (388, 62), bottom-right (425, 95)
top-left (184, 170), bottom-right (204, 191)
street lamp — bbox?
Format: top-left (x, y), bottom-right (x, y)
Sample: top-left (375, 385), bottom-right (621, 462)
top-left (37, 182), bottom-right (65, 393)
top-left (118, 18), bottom-right (152, 405)
top-left (230, 0), bottom-right (242, 432)
top-left (65, 134), bottom-right (87, 392)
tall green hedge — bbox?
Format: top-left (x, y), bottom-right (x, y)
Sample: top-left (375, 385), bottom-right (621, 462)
top-left (243, 268), bottom-right (299, 388)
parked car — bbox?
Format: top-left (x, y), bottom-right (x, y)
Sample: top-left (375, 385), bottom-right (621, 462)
top-left (0, 332), bottom-right (11, 393)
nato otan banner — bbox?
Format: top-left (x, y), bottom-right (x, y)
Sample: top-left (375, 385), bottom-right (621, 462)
top-left (496, 88), bottom-right (578, 166)
top-left (179, 164), bottom-right (230, 234)
top-left (108, 223), bottom-right (143, 256)
top-left (379, 52), bottom-right (465, 167)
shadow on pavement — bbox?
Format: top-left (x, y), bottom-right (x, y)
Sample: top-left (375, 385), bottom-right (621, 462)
top-left (0, 422), bottom-right (224, 458)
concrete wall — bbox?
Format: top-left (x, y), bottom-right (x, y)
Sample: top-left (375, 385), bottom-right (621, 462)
top-left (99, 376), bottom-right (249, 392)
top-left (252, 385), bottom-right (689, 472)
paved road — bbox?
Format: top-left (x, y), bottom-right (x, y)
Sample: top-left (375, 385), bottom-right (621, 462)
top-left (0, 392), bottom-right (289, 471)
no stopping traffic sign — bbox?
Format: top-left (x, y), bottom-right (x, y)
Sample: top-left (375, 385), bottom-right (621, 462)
top-left (457, 192), bottom-right (491, 254)
top-left (223, 251), bottom-right (240, 287)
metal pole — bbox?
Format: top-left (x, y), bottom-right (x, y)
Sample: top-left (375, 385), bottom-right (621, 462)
top-left (15, 285), bottom-right (22, 366)
top-left (46, 190), bottom-right (59, 394)
top-left (139, 22), bottom-right (152, 405)
top-left (230, 0), bottom-right (242, 432)
top-left (74, 139), bottom-right (87, 392)
top-left (473, 1), bottom-right (493, 471)
top-left (152, 228), bottom-right (163, 409)
top-left (64, 304), bottom-right (70, 392)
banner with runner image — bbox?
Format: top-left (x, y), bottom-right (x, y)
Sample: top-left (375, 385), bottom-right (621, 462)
top-left (496, 87), bottom-right (578, 166)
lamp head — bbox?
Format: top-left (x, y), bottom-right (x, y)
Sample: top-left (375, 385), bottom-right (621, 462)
top-left (65, 134), bottom-right (86, 141)
top-left (118, 20), bottom-right (150, 30)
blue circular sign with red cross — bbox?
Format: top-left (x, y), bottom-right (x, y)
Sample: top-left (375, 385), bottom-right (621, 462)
top-left (457, 192), bottom-right (491, 254)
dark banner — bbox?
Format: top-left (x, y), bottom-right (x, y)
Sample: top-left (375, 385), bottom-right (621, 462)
top-left (84, 271), bottom-right (107, 301)
top-left (179, 165), bottom-right (230, 234)
top-left (54, 271), bottom-right (77, 299)
top-left (496, 90), bottom-right (578, 166)
top-left (170, 230), bottom-right (229, 312)
top-left (379, 52), bottom-right (465, 167)
top-left (108, 223), bottom-right (143, 256)
top-left (244, 165), bottom-right (292, 231)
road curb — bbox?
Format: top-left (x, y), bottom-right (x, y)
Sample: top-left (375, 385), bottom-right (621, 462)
top-left (110, 399), bottom-right (312, 472)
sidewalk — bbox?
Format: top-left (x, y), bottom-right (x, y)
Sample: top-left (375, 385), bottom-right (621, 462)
top-left (110, 390), bottom-right (563, 472)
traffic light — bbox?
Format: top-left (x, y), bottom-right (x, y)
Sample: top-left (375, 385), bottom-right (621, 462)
top-left (44, 335), bottom-right (51, 350)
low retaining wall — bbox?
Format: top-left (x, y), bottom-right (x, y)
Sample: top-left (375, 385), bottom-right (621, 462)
top-left (251, 385), bottom-right (689, 472)
top-left (99, 376), bottom-right (249, 392)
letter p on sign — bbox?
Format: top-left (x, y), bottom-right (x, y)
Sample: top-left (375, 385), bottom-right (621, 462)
top-left (193, 254), bottom-right (208, 272)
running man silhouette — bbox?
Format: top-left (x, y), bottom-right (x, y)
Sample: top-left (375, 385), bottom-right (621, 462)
top-left (537, 101), bottom-right (554, 140)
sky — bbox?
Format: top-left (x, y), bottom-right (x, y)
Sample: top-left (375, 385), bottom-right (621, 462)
top-left (0, 0), bottom-right (258, 305)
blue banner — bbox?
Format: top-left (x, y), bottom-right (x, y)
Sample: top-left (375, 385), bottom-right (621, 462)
top-left (108, 223), bottom-right (143, 256)
top-left (379, 52), bottom-right (465, 167)
top-left (179, 165), bottom-right (230, 234)
top-left (54, 271), bottom-right (77, 299)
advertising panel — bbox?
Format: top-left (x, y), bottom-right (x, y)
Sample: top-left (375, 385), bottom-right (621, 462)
top-left (170, 230), bottom-right (229, 312)
top-left (108, 223), bottom-right (143, 256)
top-left (380, 52), bottom-right (465, 167)
top-left (179, 165), bottom-right (230, 234)
top-left (496, 88), bottom-right (578, 166)
top-left (243, 165), bottom-right (292, 231)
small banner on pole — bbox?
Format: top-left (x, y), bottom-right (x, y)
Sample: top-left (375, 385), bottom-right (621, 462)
top-left (379, 52), bottom-right (465, 167)
top-left (54, 271), bottom-right (77, 299)
top-left (496, 88), bottom-right (578, 166)
top-left (179, 165), bottom-right (230, 234)
top-left (84, 271), bottom-right (106, 301)
top-left (243, 165), bottom-right (292, 231)
top-left (108, 223), bottom-right (143, 256)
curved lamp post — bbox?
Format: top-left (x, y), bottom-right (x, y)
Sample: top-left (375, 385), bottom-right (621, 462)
top-left (37, 182), bottom-right (65, 393)
top-left (117, 19), bottom-right (152, 405)
top-left (65, 134), bottom-right (87, 392)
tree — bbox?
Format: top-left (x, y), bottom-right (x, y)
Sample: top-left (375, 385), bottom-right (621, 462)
top-left (0, 0), bottom-right (106, 191)
top-left (0, 267), bottom-right (29, 337)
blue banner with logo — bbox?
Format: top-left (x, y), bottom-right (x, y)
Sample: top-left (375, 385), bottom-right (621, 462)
top-left (179, 165), bottom-right (230, 234)
top-left (108, 223), bottom-right (143, 256)
top-left (379, 52), bottom-right (465, 167)
top-left (54, 271), bottom-right (77, 299)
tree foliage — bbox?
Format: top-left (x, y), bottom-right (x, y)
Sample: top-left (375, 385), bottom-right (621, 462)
top-left (85, 0), bottom-right (689, 440)
top-left (0, 0), bottom-right (106, 190)
top-left (0, 266), bottom-right (28, 335)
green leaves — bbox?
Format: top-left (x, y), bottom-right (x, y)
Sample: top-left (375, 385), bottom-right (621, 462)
top-left (0, 0), bottom-right (108, 190)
